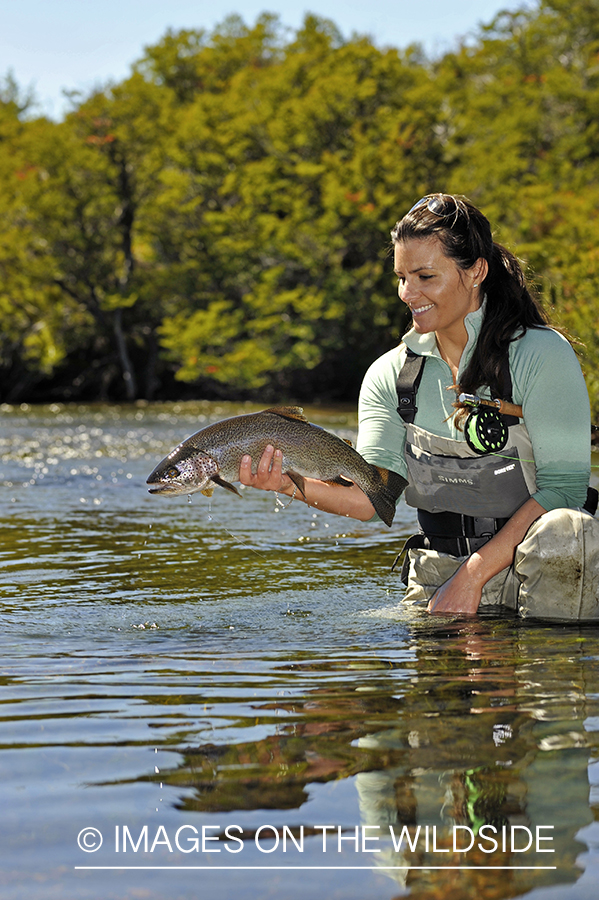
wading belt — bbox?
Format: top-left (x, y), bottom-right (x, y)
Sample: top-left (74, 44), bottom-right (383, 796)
top-left (391, 511), bottom-right (510, 582)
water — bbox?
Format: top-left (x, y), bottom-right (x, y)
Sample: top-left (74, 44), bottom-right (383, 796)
top-left (1, 401), bottom-right (598, 900)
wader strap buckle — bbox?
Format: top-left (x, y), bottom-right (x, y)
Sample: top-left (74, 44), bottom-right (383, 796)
top-left (396, 350), bottom-right (426, 424)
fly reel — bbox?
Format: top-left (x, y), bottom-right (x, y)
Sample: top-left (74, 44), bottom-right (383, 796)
top-left (464, 405), bottom-right (508, 454)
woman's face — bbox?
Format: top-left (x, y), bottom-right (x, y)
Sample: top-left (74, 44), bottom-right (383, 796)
top-left (393, 237), bottom-right (485, 342)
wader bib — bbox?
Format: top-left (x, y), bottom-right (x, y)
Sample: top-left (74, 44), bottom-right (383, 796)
top-left (395, 349), bottom-right (599, 620)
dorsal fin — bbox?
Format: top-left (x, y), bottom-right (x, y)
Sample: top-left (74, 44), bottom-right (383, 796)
top-left (262, 406), bottom-right (309, 424)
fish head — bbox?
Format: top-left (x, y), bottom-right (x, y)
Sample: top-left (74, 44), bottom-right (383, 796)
top-left (146, 446), bottom-right (220, 496)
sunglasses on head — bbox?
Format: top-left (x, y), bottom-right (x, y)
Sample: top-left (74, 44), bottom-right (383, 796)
top-left (407, 194), bottom-right (460, 218)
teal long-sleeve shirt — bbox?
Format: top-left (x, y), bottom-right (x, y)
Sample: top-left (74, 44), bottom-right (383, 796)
top-left (356, 306), bottom-right (591, 513)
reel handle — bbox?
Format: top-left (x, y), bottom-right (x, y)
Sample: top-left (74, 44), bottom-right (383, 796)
top-left (495, 399), bottom-right (523, 419)
top-left (458, 392), bottom-right (523, 419)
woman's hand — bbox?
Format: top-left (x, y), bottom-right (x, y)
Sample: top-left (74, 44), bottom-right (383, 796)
top-left (238, 444), bottom-right (378, 520)
top-left (238, 445), bottom-right (294, 494)
top-left (427, 498), bottom-right (545, 616)
top-left (427, 564), bottom-right (483, 616)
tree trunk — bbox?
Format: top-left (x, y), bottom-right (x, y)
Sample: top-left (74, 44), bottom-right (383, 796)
top-left (112, 146), bottom-right (138, 400)
top-left (143, 330), bottom-right (159, 400)
top-left (112, 308), bottom-right (137, 400)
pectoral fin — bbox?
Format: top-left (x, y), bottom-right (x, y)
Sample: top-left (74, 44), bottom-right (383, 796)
top-left (211, 475), bottom-right (243, 497)
top-left (286, 470), bottom-right (307, 499)
top-left (201, 485), bottom-right (215, 497)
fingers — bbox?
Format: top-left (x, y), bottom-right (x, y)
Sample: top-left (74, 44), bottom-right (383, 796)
top-left (239, 452), bottom-right (254, 486)
top-left (426, 580), bottom-right (480, 616)
top-left (239, 446), bottom-right (292, 492)
top-left (257, 444), bottom-right (276, 480)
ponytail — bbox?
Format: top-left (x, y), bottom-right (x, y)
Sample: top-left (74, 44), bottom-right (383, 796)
top-left (460, 243), bottom-right (548, 399)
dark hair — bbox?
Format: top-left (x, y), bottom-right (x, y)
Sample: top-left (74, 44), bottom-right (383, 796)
top-left (391, 193), bottom-right (549, 400)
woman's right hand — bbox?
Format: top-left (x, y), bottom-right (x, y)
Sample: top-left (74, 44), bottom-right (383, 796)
top-left (239, 444), bottom-right (295, 494)
top-left (427, 564), bottom-right (483, 616)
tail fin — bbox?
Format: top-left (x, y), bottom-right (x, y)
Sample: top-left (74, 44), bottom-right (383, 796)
top-left (368, 467), bottom-right (408, 527)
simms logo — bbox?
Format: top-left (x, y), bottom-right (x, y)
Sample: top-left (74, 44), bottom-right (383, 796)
top-left (494, 464), bottom-right (516, 475)
top-left (436, 474), bottom-right (475, 485)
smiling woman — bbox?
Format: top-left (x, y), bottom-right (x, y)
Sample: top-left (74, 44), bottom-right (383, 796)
top-left (235, 193), bottom-right (599, 620)
top-left (355, 192), bottom-right (599, 620)
top-left (393, 236), bottom-right (486, 381)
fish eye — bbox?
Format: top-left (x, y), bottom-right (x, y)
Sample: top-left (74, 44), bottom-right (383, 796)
top-left (165, 466), bottom-right (180, 479)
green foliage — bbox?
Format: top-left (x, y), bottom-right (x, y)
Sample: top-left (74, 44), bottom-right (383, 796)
top-left (2, 1), bottom-right (599, 414)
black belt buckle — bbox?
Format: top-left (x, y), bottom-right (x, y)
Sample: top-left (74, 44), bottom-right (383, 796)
top-left (472, 517), bottom-right (496, 539)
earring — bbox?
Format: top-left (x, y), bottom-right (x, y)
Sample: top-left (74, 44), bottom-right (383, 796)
top-left (473, 283), bottom-right (479, 288)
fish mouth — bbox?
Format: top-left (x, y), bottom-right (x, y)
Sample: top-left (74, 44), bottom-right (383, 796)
top-left (147, 480), bottom-right (209, 496)
top-left (147, 482), bottom-right (186, 495)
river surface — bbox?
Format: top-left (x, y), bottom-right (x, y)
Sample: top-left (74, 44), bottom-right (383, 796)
top-left (1, 401), bottom-right (598, 900)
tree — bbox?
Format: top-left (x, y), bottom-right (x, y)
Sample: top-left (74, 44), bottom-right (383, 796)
top-left (4, 73), bottom-right (180, 400)
top-left (149, 15), bottom-right (439, 398)
top-left (3, 3), bottom-right (599, 413)
top-left (432, 0), bottom-right (599, 415)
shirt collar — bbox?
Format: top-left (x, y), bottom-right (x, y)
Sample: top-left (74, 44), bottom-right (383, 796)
top-left (402, 301), bottom-right (485, 373)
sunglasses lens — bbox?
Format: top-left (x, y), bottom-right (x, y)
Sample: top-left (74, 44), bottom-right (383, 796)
top-left (407, 197), bottom-right (429, 215)
top-left (428, 197), bottom-right (453, 216)
top-left (407, 195), bottom-right (459, 219)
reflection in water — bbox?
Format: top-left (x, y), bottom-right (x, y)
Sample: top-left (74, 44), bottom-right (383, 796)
top-left (0, 403), bottom-right (598, 900)
top-left (93, 621), bottom-right (597, 899)
top-left (355, 622), bottom-right (599, 897)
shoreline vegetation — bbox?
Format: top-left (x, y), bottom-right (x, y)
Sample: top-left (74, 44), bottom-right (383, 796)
top-left (1, 1), bottom-right (599, 420)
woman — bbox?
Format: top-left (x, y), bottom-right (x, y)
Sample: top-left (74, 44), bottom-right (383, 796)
top-left (240, 194), bottom-right (597, 619)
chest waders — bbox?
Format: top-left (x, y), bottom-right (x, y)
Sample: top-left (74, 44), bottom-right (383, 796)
top-left (393, 348), bottom-right (598, 582)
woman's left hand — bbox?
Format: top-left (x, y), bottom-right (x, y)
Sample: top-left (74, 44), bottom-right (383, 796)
top-left (427, 565), bottom-right (483, 616)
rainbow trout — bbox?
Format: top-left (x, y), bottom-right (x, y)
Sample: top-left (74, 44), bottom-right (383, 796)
top-left (146, 406), bottom-right (400, 526)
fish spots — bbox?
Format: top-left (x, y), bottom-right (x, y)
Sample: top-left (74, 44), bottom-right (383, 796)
top-left (147, 450), bottom-right (220, 495)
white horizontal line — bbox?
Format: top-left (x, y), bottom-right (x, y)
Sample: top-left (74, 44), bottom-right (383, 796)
top-left (75, 866), bottom-right (557, 871)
